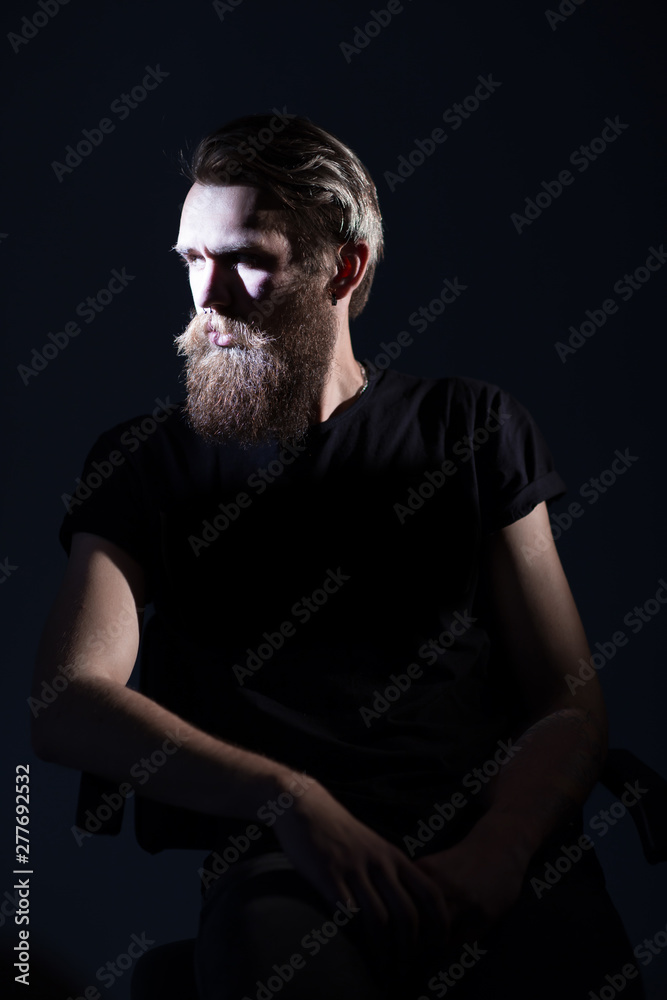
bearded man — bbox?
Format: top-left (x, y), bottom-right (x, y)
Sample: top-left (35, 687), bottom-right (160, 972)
top-left (32, 114), bottom-right (644, 999)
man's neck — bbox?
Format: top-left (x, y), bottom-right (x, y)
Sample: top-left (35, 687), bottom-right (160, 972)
top-left (315, 338), bottom-right (367, 423)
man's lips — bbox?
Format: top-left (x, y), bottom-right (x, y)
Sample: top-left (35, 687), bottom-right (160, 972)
top-left (207, 328), bottom-right (235, 348)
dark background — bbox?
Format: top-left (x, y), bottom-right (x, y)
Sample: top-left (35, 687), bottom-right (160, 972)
top-left (2, 0), bottom-right (666, 996)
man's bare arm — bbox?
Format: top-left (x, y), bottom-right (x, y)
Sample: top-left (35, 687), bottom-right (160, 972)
top-left (468, 499), bottom-right (607, 864)
top-left (415, 501), bottom-right (608, 943)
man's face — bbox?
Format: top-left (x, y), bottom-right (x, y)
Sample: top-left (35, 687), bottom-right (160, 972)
top-left (173, 183), bottom-right (338, 447)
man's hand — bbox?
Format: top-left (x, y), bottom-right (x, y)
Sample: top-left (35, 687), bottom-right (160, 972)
top-left (414, 826), bottom-right (526, 952)
top-left (271, 777), bottom-right (451, 964)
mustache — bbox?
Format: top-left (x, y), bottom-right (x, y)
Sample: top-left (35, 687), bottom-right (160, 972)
top-left (174, 311), bottom-right (276, 356)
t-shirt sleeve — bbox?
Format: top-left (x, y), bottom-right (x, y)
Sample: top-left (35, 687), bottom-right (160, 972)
top-left (59, 423), bottom-right (152, 575)
top-left (469, 380), bottom-right (567, 533)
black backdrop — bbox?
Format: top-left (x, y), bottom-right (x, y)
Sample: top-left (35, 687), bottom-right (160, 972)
top-left (2, 0), bottom-right (666, 996)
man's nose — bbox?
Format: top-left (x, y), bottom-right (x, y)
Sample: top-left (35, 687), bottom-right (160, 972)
top-left (194, 260), bottom-right (235, 312)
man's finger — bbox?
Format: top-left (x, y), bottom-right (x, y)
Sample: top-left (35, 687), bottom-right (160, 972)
top-left (372, 873), bottom-right (424, 963)
top-left (348, 872), bottom-right (392, 950)
top-left (399, 864), bottom-right (452, 951)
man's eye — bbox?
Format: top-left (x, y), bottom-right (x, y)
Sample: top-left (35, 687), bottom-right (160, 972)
top-left (180, 255), bottom-right (203, 269)
top-left (181, 253), bottom-right (260, 270)
top-left (178, 253), bottom-right (264, 271)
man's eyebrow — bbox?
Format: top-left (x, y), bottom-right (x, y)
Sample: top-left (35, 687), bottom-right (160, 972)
top-left (170, 242), bottom-right (278, 259)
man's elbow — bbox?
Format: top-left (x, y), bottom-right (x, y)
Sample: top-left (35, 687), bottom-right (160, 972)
top-left (28, 672), bottom-right (93, 764)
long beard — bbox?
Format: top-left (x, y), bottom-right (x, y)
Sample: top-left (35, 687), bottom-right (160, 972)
top-left (174, 281), bottom-right (338, 448)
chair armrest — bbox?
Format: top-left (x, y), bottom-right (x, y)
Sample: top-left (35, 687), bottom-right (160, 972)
top-left (599, 748), bottom-right (667, 864)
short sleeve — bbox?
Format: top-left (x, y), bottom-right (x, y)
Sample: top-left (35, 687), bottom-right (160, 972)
top-left (471, 381), bottom-right (567, 533)
top-left (59, 422), bottom-right (153, 575)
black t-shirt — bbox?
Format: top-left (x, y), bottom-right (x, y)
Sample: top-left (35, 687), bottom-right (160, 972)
top-left (60, 368), bottom-right (566, 855)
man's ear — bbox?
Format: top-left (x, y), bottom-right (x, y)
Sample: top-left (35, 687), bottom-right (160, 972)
top-left (330, 241), bottom-right (371, 302)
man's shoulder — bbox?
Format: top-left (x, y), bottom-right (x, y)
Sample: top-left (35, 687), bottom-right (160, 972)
top-left (375, 368), bottom-right (506, 411)
top-left (89, 396), bottom-right (192, 452)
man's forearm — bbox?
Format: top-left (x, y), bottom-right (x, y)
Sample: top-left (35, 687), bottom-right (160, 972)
top-left (32, 675), bottom-right (301, 819)
top-left (467, 706), bottom-right (607, 869)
